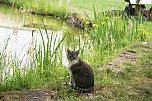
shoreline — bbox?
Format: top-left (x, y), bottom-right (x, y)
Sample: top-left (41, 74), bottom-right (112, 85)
top-left (0, 2), bottom-right (92, 29)
top-left (0, 1), bottom-right (68, 20)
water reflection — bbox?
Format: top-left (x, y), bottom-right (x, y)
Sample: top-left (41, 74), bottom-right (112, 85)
top-left (0, 4), bottom-right (66, 66)
top-left (0, 4), bottom-right (64, 30)
top-left (0, 27), bottom-right (63, 66)
top-left (0, 4), bottom-right (81, 68)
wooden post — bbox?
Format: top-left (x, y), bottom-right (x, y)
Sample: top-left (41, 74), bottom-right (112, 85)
top-left (134, 0), bottom-right (140, 16)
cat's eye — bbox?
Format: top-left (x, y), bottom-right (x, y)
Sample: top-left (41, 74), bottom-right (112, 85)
top-left (76, 50), bottom-right (79, 54)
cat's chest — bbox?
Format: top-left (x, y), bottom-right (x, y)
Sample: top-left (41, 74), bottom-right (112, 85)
top-left (67, 60), bottom-right (78, 68)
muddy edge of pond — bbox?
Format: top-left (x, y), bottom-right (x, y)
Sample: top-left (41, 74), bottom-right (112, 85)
top-left (0, 2), bottom-right (93, 30)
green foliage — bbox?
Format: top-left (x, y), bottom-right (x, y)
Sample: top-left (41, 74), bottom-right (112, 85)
top-left (80, 7), bottom-right (147, 66)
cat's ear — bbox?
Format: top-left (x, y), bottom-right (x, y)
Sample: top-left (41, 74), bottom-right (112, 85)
top-left (67, 48), bottom-right (71, 53)
top-left (76, 50), bottom-right (79, 54)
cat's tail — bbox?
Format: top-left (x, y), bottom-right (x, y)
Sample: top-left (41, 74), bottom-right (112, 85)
top-left (74, 87), bottom-right (94, 93)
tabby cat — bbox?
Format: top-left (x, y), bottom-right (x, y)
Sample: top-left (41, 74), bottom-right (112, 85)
top-left (66, 49), bottom-right (94, 92)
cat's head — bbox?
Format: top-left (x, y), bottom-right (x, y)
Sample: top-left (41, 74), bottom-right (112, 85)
top-left (67, 49), bottom-right (79, 61)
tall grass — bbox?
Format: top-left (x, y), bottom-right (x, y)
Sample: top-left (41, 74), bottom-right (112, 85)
top-left (0, 29), bottom-right (68, 91)
top-left (80, 7), bottom-right (147, 65)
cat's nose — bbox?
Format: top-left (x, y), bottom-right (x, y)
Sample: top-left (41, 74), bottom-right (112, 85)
top-left (71, 57), bottom-right (76, 60)
top-left (71, 57), bottom-right (75, 59)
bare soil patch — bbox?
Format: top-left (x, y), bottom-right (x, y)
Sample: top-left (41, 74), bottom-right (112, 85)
top-left (0, 90), bottom-right (56, 101)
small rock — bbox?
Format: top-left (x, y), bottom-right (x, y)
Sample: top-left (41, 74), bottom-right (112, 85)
top-left (141, 42), bottom-right (152, 48)
top-left (108, 63), bottom-right (113, 65)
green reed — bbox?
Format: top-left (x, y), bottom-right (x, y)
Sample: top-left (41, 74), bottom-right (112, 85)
top-left (79, 7), bottom-right (148, 66)
top-left (0, 28), bottom-right (68, 91)
top-left (0, 38), bottom-right (29, 91)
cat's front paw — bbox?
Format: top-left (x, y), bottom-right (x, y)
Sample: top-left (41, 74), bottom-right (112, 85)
top-left (69, 82), bottom-right (75, 85)
top-left (62, 82), bottom-right (69, 85)
top-left (69, 83), bottom-right (76, 89)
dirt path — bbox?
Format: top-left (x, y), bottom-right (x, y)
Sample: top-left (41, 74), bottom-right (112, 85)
top-left (102, 42), bottom-right (152, 74)
top-left (0, 90), bottom-right (56, 101)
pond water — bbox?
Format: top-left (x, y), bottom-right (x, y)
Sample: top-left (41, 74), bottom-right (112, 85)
top-left (0, 27), bottom-right (63, 65)
top-left (0, 4), bottom-right (94, 79)
top-left (0, 4), bottom-right (70, 66)
top-left (0, 4), bottom-right (65, 30)
top-left (0, 4), bottom-right (93, 69)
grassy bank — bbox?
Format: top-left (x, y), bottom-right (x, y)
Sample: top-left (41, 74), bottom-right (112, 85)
top-left (69, 0), bottom-right (126, 15)
top-left (0, 0), bottom-right (69, 19)
top-left (0, 0), bottom-right (151, 20)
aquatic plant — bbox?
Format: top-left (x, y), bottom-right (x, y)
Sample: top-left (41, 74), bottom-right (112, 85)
top-left (0, 28), bottom-right (67, 91)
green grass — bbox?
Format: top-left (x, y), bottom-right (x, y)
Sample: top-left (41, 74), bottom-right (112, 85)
top-left (0, 17), bottom-right (151, 100)
top-left (144, 22), bottom-right (152, 41)
top-left (51, 45), bottom-right (152, 101)
top-left (0, 0), bottom-right (152, 100)
top-left (70, 0), bottom-right (126, 16)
